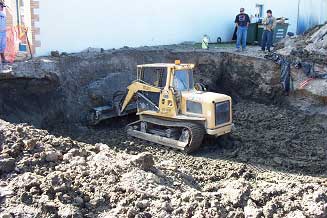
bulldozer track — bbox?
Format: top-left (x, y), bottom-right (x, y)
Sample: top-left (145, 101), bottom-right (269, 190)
top-left (127, 115), bottom-right (205, 153)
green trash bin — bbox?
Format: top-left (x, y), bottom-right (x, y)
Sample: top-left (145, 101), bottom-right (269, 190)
top-left (257, 24), bottom-right (264, 46)
top-left (246, 23), bottom-right (258, 44)
top-left (257, 23), bottom-right (289, 46)
top-left (273, 23), bottom-right (289, 43)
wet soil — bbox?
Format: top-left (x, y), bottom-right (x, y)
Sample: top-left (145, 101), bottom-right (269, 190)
top-left (52, 100), bottom-right (327, 177)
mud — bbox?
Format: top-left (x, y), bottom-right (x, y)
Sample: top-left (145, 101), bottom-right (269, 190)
top-left (52, 100), bottom-right (327, 176)
top-left (1, 99), bottom-right (327, 217)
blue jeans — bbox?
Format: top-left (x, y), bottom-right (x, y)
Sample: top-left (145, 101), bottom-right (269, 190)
top-left (0, 31), bottom-right (6, 53)
top-left (236, 26), bottom-right (248, 49)
top-left (262, 30), bottom-right (273, 51)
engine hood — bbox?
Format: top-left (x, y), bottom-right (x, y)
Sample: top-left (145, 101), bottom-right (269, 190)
top-left (182, 90), bottom-right (231, 104)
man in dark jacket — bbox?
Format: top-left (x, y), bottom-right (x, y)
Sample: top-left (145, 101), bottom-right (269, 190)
top-left (235, 8), bottom-right (250, 52)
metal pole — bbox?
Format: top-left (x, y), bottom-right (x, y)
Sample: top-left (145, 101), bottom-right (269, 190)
top-left (16, 0), bottom-right (20, 26)
top-left (26, 30), bottom-right (33, 59)
top-left (296, 0), bottom-right (301, 34)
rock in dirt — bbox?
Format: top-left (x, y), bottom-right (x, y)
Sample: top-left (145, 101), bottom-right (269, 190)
top-left (0, 158), bottom-right (15, 174)
top-left (127, 208), bottom-right (138, 218)
top-left (218, 179), bottom-right (251, 207)
top-left (45, 150), bottom-right (62, 162)
top-left (244, 200), bottom-right (263, 218)
top-left (58, 205), bottom-right (82, 218)
top-left (131, 152), bottom-right (155, 171)
top-left (23, 139), bottom-right (37, 150)
top-left (0, 213), bottom-right (13, 218)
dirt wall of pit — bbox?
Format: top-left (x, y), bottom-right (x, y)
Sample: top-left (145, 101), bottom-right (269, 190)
top-left (0, 49), bottom-right (282, 128)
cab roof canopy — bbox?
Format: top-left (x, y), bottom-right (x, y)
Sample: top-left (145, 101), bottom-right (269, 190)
top-left (137, 63), bottom-right (195, 68)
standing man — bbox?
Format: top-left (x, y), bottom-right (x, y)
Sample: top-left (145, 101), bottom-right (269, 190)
top-left (235, 8), bottom-right (250, 52)
top-left (0, 1), bottom-right (7, 63)
top-left (261, 10), bottom-right (277, 52)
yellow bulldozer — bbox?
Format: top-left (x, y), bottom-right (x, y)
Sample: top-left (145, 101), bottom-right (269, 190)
top-left (88, 61), bottom-right (232, 153)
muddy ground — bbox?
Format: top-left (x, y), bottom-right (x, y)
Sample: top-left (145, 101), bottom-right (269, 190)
top-left (1, 99), bottom-right (327, 218)
top-left (1, 34), bottom-right (327, 217)
top-left (53, 100), bottom-right (327, 176)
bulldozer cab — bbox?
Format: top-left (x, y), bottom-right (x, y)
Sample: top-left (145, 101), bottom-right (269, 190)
top-left (137, 63), bottom-right (195, 92)
top-left (134, 63), bottom-right (196, 117)
top-left (173, 69), bottom-right (194, 91)
top-left (137, 67), bottom-right (168, 88)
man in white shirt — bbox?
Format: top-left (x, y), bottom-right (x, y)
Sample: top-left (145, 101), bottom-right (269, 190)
top-left (0, 2), bottom-right (8, 63)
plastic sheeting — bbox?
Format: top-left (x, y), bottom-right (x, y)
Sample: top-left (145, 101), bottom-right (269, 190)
top-left (5, 27), bottom-right (18, 63)
top-left (265, 52), bottom-right (327, 92)
top-left (4, 26), bottom-right (27, 63)
top-left (265, 53), bottom-right (292, 93)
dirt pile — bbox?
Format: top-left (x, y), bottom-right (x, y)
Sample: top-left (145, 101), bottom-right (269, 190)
top-left (2, 99), bottom-right (327, 217)
top-left (276, 23), bottom-right (327, 63)
top-left (305, 24), bottom-right (327, 55)
top-left (273, 24), bottom-right (327, 107)
top-left (0, 120), bottom-right (199, 217)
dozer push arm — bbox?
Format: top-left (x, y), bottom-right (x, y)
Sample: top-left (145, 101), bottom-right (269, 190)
top-left (120, 81), bottom-right (161, 113)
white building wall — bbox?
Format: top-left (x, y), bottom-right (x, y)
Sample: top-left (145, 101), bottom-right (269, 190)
top-left (297, 0), bottom-right (327, 34)
top-left (36, 0), bottom-right (301, 56)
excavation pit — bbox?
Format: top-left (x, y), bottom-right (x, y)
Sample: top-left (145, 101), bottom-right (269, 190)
top-left (1, 46), bottom-right (327, 217)
top-left (0, 47), bottom-right (286, 127)
top-left (0, 46), bottom-right (326, 174)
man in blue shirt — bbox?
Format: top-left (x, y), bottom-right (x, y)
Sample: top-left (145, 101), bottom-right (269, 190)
top-left (235, 8), bottom-right (250, 52)
top-left (0, 2), bottom-right (7, 63)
